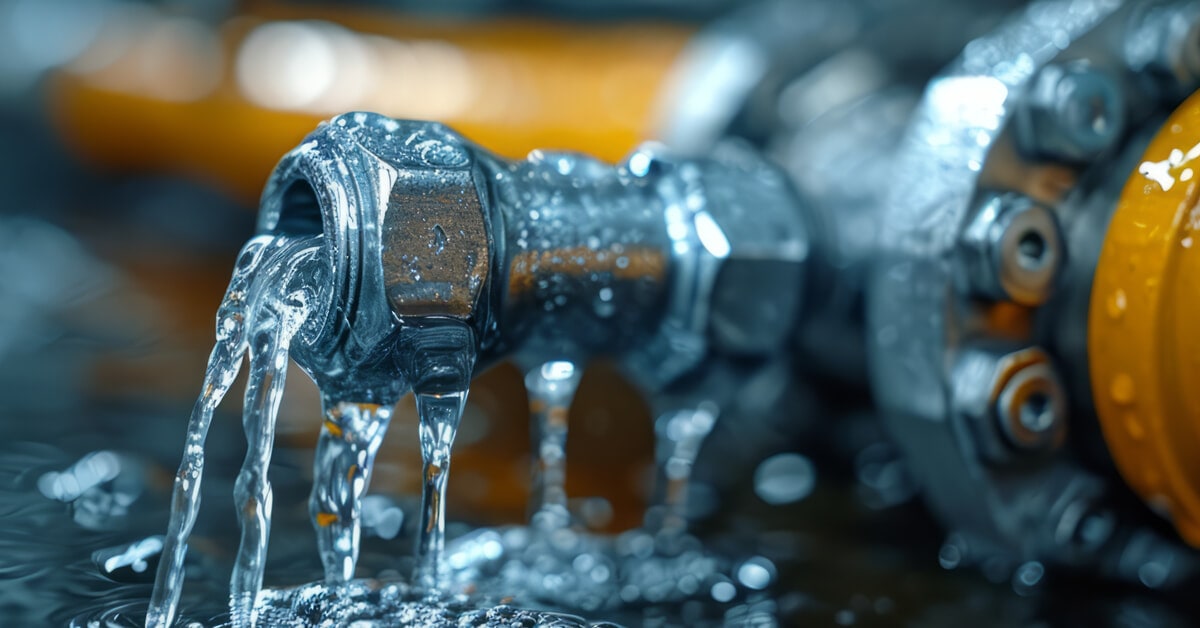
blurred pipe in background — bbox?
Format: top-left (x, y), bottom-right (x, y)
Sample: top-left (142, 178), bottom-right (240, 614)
top-left (0, 0), bottom-right (691, 202)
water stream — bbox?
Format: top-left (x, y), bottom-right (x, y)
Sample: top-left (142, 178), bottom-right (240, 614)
top-left (310, 401), bottom-right (395, 583)
top-left (147, 234), bottom-right (328, 628)
top-left (396, 320), bottom-right (478, 595)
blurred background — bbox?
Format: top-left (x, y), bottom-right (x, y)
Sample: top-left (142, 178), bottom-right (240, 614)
top-left (1, 0), bottom-right (1197, 626)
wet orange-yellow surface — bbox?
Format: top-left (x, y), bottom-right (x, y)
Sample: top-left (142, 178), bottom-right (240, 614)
top-left (1089, 88), bottom-right (1200, 546)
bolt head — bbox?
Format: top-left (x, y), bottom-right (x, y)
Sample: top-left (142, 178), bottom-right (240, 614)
top-left (995, 360), bottom-right (1067, 451)
top-left (959, 194), bottom-right (1063, 306)
top-left (1018, 63), bottom-right (1126, 163)
top-left (952, 346), bottom-right (1067, 463)
top-left (1125, 3), bottom-right (1200, 95)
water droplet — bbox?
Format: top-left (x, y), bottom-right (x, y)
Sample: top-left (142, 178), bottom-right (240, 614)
top-left (938, 535), bottom-right (966, 570)
top-left (710, 580), bottom-right (736, 603)
top-left (432, 224), bottom-right (447, 254)
top-left (1139, 561), bottom-right (1169, 588)
top-left (754, 453), bottom-right (815, 505)
top-left (628, 152), bottom-right (652, 178)
top-left (1011, 561), bottom-right (1044, 595)
top-left (93, 536), bottom-right (164, 581)
top-left (735, 556), bottom-right (775, 590)
top-left (1111, 373), bottom-right (1136, 405)
top-left (1124, 413), bottom-right (1145, 440)
top-left (1106, 289), bottom-right (1127, 319)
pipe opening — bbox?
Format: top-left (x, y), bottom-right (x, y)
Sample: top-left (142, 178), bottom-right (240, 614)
top-left (274, 179), bottom-right (323, 236)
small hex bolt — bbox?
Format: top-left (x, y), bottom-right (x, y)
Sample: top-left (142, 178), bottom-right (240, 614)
top-left (1125, 2), bottom-right (1200, 94)
top-left (1055, 498), bottom-right (1116, 554)
top-left (995, 360), bottom-right (1067, 452)
top-left (959, 193), bottom-right (1063, 306)
top-left (1017, 62), bottom-right (1126, 163)
top-left (952, 346), bottom-right (1066, 463)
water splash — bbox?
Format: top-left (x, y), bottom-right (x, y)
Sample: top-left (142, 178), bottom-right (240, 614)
top-left (252, 580), bottom-right (617, 627)
top-left (524, 360), bottom-right (583, 530)
top-left (147, 234), bottom-right (328, 628)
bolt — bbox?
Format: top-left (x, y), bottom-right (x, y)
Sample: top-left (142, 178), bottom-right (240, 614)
top-left (952, 346), bottom-right (1067, 463)
top-left (959, 193), bottom-right (1063, 306)
top-left (1054, 495), bottom-right (1116, 556)
top-left (995, 360), bottom-right (1067, 452)
top-left (1017, 62), bottom-right (1126, 163)
top-left (1125, 2), bottom-right (1200, 95)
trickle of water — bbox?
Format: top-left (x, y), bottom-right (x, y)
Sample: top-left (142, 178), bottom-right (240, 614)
top-left (647, 404), bottom-right (718, 536)
top-left (396, 320), bottom-right (478, 594)
top-left (147, 234), bottom-right (329, 628)
top-left (310, 400), bottom-right (395, 583)
top-left (524, 360), bottom-right (583, 530)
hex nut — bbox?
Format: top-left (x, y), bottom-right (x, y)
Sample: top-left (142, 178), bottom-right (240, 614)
top-left (959, 193), bottom-right (1064, 306)
top-left (1016, 62), bottom-right (1126, 163)
top-left (952, 346), bottom-right (1067, 463)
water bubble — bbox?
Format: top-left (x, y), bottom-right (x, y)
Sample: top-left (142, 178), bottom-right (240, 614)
top-left (571, 497), bottom-right (614, 530)
top-left (854, 443), bottom-right (916, 509)
top-left (361, 495), bottom-right (404, 540)
top-left (628, 152), bottom-right (652, 177)
top-left (710, 580), bottom-right (737, 603)
top-left (432, 224), bottom-right (447, 254)
top-left (540, 361), bottom-right (576, 381)
top-left (1107, 289), bottom-right (1127, 319)
top-left (1139, 560), bottom-right (1169, 588)
top-left (1110, 373), bottom-right (1136, 405)
top-left (938, 535), bottom-right (966, 570)
top-left (38, 450), bottom-right (121, 502)
top-left (735, 556), bottom-right (776, 590)
top-left (753, 453), bottom-right (815, 505)
top-left (1012, 560), bottom-right (1044, 595)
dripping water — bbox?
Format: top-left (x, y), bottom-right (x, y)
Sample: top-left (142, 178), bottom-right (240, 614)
top-left (646, 403), bottom-right (718, 537)
top-left (524, 360), bottom-right (582, 531)
top-left (396, 320), bottom-right (478, 595)
top-left (441, 399), bottom-right (741, 613)
top-left (310, 401), bottom-right (395, 583)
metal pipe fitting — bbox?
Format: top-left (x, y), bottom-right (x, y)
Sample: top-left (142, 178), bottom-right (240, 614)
top-left (258, 112), bottom-right (808, 399)
top-left (868, 0), bottom-right (1200, 586)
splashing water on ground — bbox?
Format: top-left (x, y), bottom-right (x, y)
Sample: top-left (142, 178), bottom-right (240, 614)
top-left (141, 227), bottom-right (761, 627)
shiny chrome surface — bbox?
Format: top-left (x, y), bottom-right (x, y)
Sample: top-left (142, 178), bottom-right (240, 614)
top-left (259, 111), bottom-right (809, 402)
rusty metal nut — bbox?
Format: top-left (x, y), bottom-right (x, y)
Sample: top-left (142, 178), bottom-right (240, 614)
top-left (952, 346), bottom-right (1068, 463)
top-left (958, 193), bottom-right (1064, 307)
